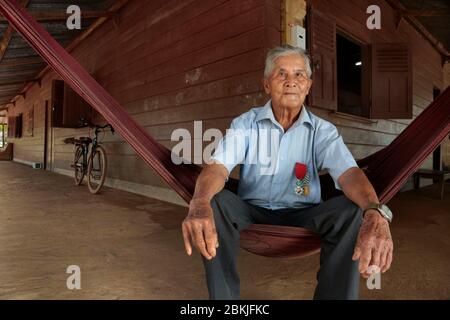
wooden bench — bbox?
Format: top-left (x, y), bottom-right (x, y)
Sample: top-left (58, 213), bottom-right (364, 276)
top-left (413, 169), bottom-right (450, 200)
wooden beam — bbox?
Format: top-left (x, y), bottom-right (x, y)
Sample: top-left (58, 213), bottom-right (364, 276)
top-left (0, 10), bottom-right (111, 22)
top-left (0, 56), bottom-right (43, 67)
top-left (0, 0), bottom-right (29, 64)
top-left (0, 79), bottom-right (38, 87)
top-left (64, 0), bottom-right (130, 54)
top-left (400, 9), bottom-right (450, 17)
top-left (385, 0), bottom-right (449, 62)
top-left (0, 27), bottom-right (14, 63)
top-left (0, 0), bottom-right (131, 110)
top-left (15, 1), bottom-right (130, 95)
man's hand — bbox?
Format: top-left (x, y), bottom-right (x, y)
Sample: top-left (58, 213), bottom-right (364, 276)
top-left (352, 210), bottom-right (394, 278)
top-left (182, 198), bottom-right (219, 260)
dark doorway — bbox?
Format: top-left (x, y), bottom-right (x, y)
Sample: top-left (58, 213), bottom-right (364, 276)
top-left (337, 33), bottom-right (362, 117)
top-left (44, 100), bottom-right (53, 171)
top-left (432, 87), bottom-right (442, 173)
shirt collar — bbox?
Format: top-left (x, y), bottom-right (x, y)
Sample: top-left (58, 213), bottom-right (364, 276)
top-left (255, 100), bottom-right (315, 130)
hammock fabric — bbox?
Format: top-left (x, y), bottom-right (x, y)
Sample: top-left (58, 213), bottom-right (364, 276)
top-left (1, 0), bottom-right (449, 258)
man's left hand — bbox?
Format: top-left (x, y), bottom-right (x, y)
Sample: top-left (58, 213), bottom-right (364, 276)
top-left (352, 210), bottom-right (394, 278)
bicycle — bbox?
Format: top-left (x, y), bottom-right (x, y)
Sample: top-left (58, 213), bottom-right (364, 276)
top-left (64, 120), bottom-right (115, 194)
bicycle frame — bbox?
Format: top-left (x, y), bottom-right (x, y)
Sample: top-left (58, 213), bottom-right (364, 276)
top-left (77, 124), bottom-right (114, 175)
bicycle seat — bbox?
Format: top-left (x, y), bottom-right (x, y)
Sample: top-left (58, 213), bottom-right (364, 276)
top-left (75, 137), bottom-right (92, 145)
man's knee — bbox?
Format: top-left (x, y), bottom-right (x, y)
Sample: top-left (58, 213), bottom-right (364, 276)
top-left (212, 189), bottom-right (235, 204)
top-left (210, 189), bottom-right (239, 221)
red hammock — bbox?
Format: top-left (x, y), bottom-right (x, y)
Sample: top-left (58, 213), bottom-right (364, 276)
top-left (1, 0), bottom-right (449, 258)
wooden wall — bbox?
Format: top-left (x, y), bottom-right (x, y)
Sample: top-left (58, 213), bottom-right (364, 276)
top-left (6, 0), bottom-right (281, 204)
top-left (285, 0), bottom-right (444, 188)
top-left (5, 0), bottom-right (445, 203)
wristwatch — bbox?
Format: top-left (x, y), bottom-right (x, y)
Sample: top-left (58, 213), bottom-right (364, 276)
top-left (363, 203), bottom-right (393, 223)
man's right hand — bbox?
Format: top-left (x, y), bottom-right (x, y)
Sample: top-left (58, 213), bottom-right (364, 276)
top-left (182, 198), bottom-right (219, 260)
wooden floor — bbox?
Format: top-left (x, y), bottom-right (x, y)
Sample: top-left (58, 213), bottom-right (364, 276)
top-left (0, 161), bottom-right (448, 299)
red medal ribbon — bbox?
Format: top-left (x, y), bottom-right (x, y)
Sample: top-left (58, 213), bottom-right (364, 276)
top-left (295, 162), bottom-right (307, 180)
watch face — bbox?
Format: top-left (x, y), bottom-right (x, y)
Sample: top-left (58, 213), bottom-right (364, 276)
top-left (380, 204), bottom-right (393, 220)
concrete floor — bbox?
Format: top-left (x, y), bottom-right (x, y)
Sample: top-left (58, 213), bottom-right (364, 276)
top-left (0, 161), bottom-right (449, 300)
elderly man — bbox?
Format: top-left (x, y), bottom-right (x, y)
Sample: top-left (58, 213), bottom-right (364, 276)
top-left (182, 45), bottom-right (394, 300)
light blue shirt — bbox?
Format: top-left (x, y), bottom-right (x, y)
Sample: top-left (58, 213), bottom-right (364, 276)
top-left (211, 100), bottom-right (358, 210)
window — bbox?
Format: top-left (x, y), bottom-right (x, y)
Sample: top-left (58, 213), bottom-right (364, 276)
top-left (51, 79), bottom-right (95, 128)
top-left (7, 114), bottom-right (23, 138)
top-left (307, 7), bottom-right (412, 119)
top-left (336, 33), bottom-right (363, 117)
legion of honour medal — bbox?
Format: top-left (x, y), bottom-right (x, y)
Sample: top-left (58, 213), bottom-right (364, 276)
top-left (294, 162), bottom-right (310, 196)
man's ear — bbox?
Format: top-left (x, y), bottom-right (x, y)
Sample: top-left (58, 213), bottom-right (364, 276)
top-left (306, 78), bottom-right (313, 93)
top-left (262, 78), bottom-right (271, 94)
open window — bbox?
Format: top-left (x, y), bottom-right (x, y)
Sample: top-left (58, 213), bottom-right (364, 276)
top-left (7, 114), bottom-right (23, 138)
top-left (336, 33), bottom-right (365, 117)
top-left (307, 6), bottom-right (412, 119)
top-left (51, 79), bottom-right (96, 128)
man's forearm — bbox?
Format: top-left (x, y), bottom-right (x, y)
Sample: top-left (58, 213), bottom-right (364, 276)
top-left (338, 167), bottom-right (380, 211)
top-left (192, 164), bottom-right (228, 202)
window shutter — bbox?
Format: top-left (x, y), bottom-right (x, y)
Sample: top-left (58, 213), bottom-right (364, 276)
top-left (51, 79), bottom-right (64, 127)
top-left (51, 79), bottom-right (93, 128)
top-left (7, 116), bottom-right (15, 138)
top-left (370, 43), bottom-right (412, 119)
top-left (15, 114), bottom-right (22, 138)
top-left (63, 83), bottom-right (92, 127)
top-left (308, 8), bottom-right (337, 111)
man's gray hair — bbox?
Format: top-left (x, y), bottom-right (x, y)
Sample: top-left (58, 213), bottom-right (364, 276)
top-left (264, 45), bottom-right (312, 79)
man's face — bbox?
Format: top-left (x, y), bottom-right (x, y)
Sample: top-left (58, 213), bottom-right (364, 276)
top-left (263, 54), bottom-right (313, 110)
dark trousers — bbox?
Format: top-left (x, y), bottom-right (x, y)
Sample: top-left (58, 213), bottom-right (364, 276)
top-left (202, 189), bottom-right (363, 300)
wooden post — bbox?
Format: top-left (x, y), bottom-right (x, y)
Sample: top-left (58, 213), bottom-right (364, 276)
top-left (1, 123), bottom-right (4, 148)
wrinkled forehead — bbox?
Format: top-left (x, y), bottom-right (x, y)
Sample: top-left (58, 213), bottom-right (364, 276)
top-left (273, 54), bottom-right (307, 70)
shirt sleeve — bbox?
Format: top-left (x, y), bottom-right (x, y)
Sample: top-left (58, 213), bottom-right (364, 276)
top-left (209, 116), bottom-right (248, 179)
top-left (315, 122), bottom-right (358, 190)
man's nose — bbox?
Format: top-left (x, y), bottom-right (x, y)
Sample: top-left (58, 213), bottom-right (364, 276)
top-left (284, 78), bottom-right (297, 87)
top-left (284, 73), bottom-right (298, 87)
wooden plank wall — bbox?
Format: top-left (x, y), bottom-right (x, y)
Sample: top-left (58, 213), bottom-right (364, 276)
top-left (6, 0), bottom-right (281, 199)
top-left (285, 0), bottom-right (444, 186)
top-left (5, 0), bottom-right (445, 201)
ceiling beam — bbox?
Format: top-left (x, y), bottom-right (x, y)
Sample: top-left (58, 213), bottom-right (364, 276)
top-left (0, 10), bottom-right (111, 22)
top-left (0, 56), bottom-right (43, 67)
top-left (0, 79), bottom-right (38, 87)
top-left (386, 0), bottom-right (449, 62)
top-left (0, 0), bottom-right (29, 64)
top-left (0, 0), bottom-right (131, 110)
top-left (0, 26), bottom-right (14, 63)
top-left (400, 9), bottom-right (450, 17)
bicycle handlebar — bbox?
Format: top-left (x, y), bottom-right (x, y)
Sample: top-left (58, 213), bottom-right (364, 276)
top-left (95, 124), bottom-right (115, 135)
top-left (78, 117), bottom-right (115, 134)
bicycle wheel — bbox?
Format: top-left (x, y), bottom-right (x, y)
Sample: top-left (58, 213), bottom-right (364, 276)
top-left (73, 145), bottom-right (85, 185)
top-left (87, 145), bottom-right (107, 194)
